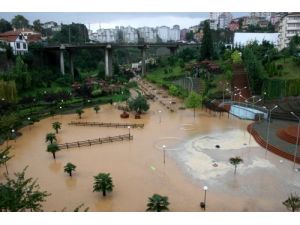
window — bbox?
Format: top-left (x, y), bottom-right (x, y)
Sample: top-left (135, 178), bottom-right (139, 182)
top-left (16, 42), bottom-right (20, 49)
top-left (23, 43), bottom-right (27, 49)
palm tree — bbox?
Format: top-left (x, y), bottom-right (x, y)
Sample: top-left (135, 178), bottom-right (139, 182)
top-left (52, 121), bottom-right (61, 134)
top-left (229, 156), bottom-right (243, 175)
top-left (47, 143), bottom-right (60, 159)
top-left (93, 173), bottom-right (114, 197)
top-left (146, 194), bottom-right (170, 212)
top-left (64, 162), bottom-right (76, 177)
top-left (94, 105), bottom-right (100, 114)
top-left (45, 133), bottom-right (57, 144)
top-left (283, 193), bottom-right (300, 212)
top-left (76, 109), bottom-right (84, 119)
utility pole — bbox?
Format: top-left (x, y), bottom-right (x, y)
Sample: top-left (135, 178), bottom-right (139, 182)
top-left (69, 26), bottom-right (71, 44)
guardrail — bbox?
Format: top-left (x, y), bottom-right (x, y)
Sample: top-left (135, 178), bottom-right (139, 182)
top-left (68, 121), bottom-right (144, 128)
top-left (57, 134), bottom-right (133, 150)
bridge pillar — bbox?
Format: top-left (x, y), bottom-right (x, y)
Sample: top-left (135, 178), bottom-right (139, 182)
top-left (169, 46), bottom-right (178, 56)
top-left (105, 45), bottom-right (113, 77)
top-left (60, 45), bottom-right (65, 75)
top-left (69, 50), bottom-right (74, 81)
top-left (141, 48), bottom-right (146, 76)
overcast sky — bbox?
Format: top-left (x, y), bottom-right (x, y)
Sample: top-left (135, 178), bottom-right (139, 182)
top-left (0, 12), bottom-right (248, 30)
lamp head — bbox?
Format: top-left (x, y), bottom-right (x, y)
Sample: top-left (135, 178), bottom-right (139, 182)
top-left (203, 186), bottom-right (208, 191)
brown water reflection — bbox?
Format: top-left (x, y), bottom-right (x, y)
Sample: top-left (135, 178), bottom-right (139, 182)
top-left (0, 84), bottom-right (298, 212)
top-left (65, 177), bottom-right (78, 190)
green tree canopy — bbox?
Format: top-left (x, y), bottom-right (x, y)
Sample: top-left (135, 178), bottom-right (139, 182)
top-left (0, 167), bottom-right (50, 212)
top-left (45, 133), bottom-right (57, 144)
top-left (11, 15), bottom-right (29, 29)
top-left (94, 105), bottom-right (100, 114)
top-left (200, 20), bottom-right (214, 60)
top-left (33, 20), bottom-right (43, 33)
top-left (52, 121), bottom-right (61, 134)
top-left (93, 173), bottom-right (114, 197)
top-left (0, 80), bottom-right (18, 103)
top-left (0, 19), bottom-right (12, 33)
top-left (185, 91), bottom-right (202, 118)
top-left (146, 194), bottom-right (170, 212)
top-left (128, 95), bottom-right (149, 114)
top-left (47, 143), bottom-right (60, 159)
top-left (76, 108), bottom-right (84, 119)
top-left (51, 23), bottom-right (88, 44)
top-left (231, 50), bottom-right (242, 64)
top-left (229, 156), bottom-right (243, 175)
top-left (64, 163), bottom-right (76, 177)
top-left (13, 56), bottom-right (31, 91)
top-left (282, 193), bottom-right (300, 212)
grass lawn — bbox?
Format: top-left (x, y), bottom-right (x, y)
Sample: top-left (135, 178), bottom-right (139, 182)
top-left (20, 83), bottom-right (72, 98)
top-left (272, 57), bottom-right (300, 80)
top-left (146, 64), bottom-right (184, 85)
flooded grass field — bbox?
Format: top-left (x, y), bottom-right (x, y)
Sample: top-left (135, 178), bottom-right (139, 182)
top-left (1, 86), bottom-right (299, 212)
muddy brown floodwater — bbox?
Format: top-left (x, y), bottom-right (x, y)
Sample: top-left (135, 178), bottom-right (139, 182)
top-left (1, 85), bottom-right (299, 212)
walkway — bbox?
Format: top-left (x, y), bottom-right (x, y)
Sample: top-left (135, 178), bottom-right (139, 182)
top-left (249, 119), bottom-right (300, 163)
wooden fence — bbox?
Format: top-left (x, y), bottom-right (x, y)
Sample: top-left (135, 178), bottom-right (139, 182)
top-left (57, 134), bottom-right (133, 150)
top-left (68, 121), bottom-right (144, 128)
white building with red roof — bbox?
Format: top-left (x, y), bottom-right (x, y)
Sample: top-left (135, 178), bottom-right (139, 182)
top-left (0, 28), bottom-right (42, 55)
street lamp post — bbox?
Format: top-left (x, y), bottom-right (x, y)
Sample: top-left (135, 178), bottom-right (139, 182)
top-left (158, 110), bottom-right (162, 123)
top-left (162, 145), bottom-right (166, 164)
top-left (128, 126), bottom-right (131, 139)
top-left (290, 112), bottom-right (300, 170)
top-left (11, 129), bottom-right (16, 142)
top-left (265, 105), bottom-right (278, 156)
top-left (200, 185), bottom-right (208, 210)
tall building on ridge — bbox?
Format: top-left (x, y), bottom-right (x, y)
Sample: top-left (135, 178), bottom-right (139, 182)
top-left (278, 12), bottom-right (300, 50)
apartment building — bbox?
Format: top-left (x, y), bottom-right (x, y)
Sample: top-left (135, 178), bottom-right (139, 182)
top-left (138, 27), bottom-right (157, 43)
top-left (278, 13), bottom-right (300, 50)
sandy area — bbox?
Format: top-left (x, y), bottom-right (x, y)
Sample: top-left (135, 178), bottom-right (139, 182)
top-left (1, 83), bottom-right (299, 212)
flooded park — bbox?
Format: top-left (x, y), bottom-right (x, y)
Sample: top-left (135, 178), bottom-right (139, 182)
top-left (0, 81), bottom-right (299, 212)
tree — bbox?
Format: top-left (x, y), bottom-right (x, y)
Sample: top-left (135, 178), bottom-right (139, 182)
top-left (185, 91), bottom-right (202, 118)
top-left (52, 121), bottom-right (61, 134)
top-left (47, 143), bottom-right (60, 159)
top-left (45, 133), bottom-right (57, 144)
top-left (11, 15), bottom-right (29, 29)
top-left (185, 30), bottom-right (194, 42)
top-left (64, 163), bottom-right (76, 177)
top-left (0, 19), bottom-right (12, 33)
top-left (93, 173), bottom-right (114, 197)
top-left (94, 105), bottom-right (100, 114)
top-left (283, 193), bottom-right (300, 212)
top-left (76, 108), bottom-right (84, 119)
top-left (146, 194), bottom-right (170, 212)
top-left (0, 80), bottom-right (18, 103)
top-left (0, 167), bottom-right (50, 212)
top-left (14, 56), bottom-right (31, 91)
top-left (33, 19), bottom-right (43, 33)
top-left (128, 95), bottom-right (149, 114)
top-left (229, 156), bottom-right (243, 175)
top-left (0, 146), bottom-right (13, 174)
top-left (200, 20), bottom-right (214, 60)
top-left (231, 50), bottom-right (242, 64)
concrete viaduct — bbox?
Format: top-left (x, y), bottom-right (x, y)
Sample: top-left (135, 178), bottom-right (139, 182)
top-left (43, 43), bottom-right (199, 77)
